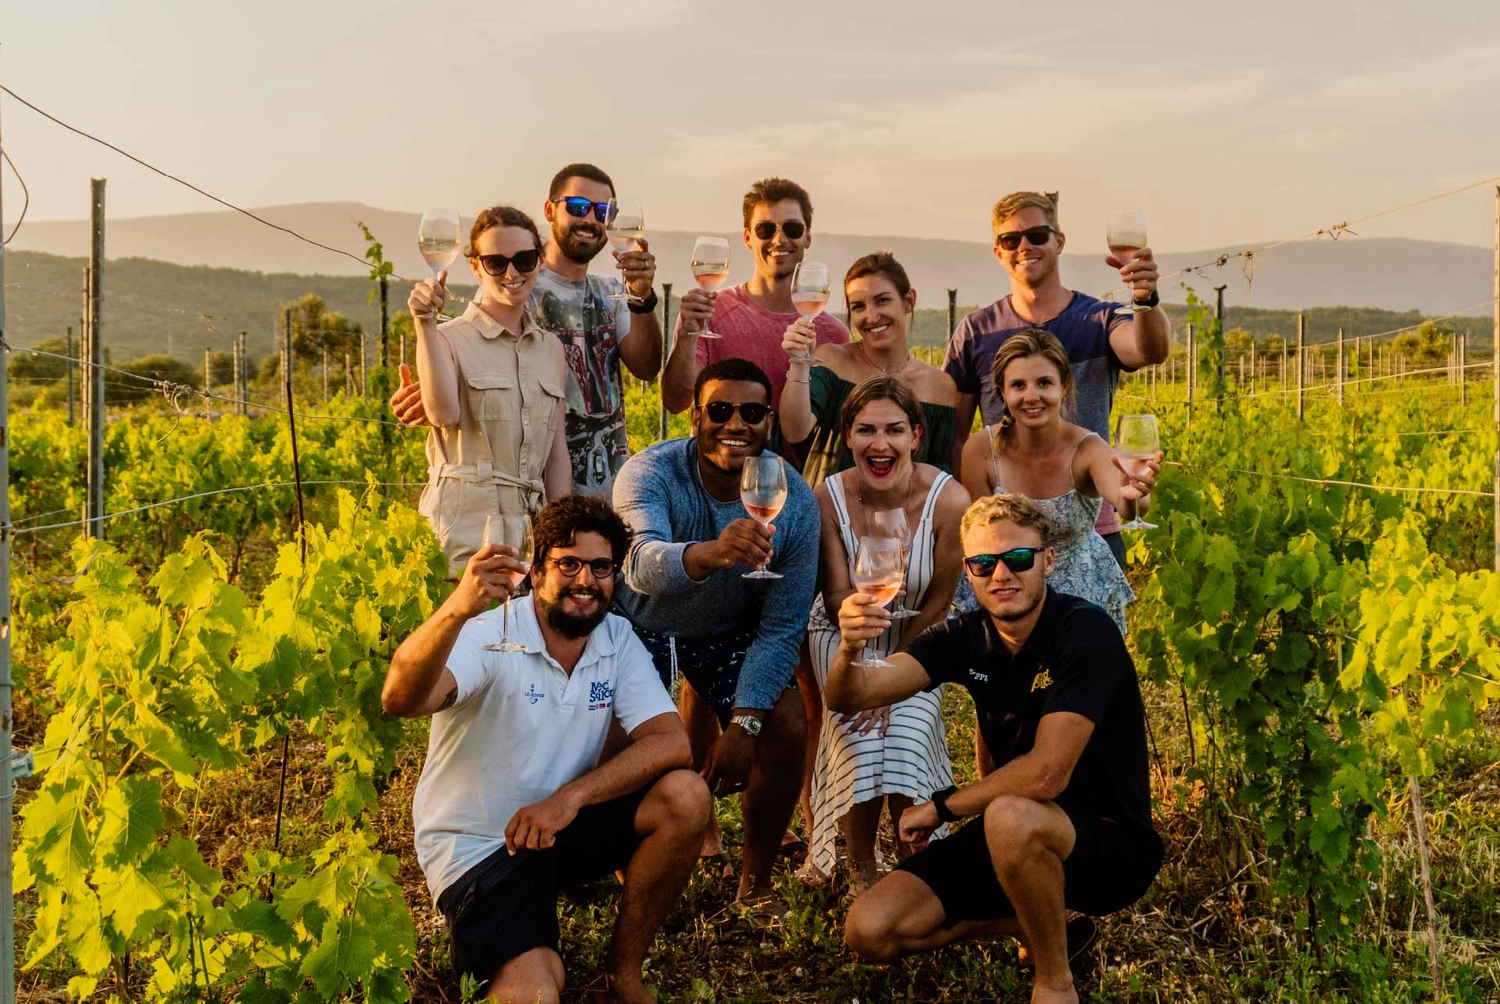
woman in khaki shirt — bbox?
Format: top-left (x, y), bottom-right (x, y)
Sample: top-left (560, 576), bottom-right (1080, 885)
top-left (410, 205), bottom-right (571, 573)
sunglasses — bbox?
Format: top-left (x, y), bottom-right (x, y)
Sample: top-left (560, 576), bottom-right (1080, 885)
top-left (553, 196), bottom-right (617, 223)
top-left (700, 401), bottom-right (773, 425)
top-left (994, 226), bottom-right (1057, 251)
top-left (471, 249), bottom-right (541, 276)
top-left (751, 220), bottom-right (807, 241)
top-left (963, 548), bottom-right (1043, 576)
top-left (548, 556), bottom-right (618, 579)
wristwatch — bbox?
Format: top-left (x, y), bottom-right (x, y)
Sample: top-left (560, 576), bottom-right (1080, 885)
top-left (1132, 289), bottom-right (1160, 309)
top-left (931, 785), bottom-right (960, 823)
top-left (627, 289), bottom-right (659, 314)
top-left (729, 714), bottom-right (762, 737)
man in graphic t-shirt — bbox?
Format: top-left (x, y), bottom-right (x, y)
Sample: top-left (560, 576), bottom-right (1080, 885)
top-left (384, 495), bottom-right (709, 1003)
top-left (392, 163), bottom-right (663, 498)
top-left (825, 493), bottom-right (1163, 1004)
top-left (660, 177), bottom-right (849, 416)
top-left (944, 190), bottom-right (1169, 566)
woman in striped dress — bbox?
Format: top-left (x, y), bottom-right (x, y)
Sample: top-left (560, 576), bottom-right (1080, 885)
top-left (800, 377), bottom-right (971, 892)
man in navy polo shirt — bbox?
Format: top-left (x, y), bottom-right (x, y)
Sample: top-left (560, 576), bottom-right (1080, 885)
top-left (826, 493), bottom-right (1162, 1004)
top-left (944, 190), bottom-right (1170, 566)
top-left (383, 495), bottom-right (710, 1004)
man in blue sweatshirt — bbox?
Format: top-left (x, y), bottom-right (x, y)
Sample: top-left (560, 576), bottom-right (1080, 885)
top-left (613, 357), bottom-right (817, 918)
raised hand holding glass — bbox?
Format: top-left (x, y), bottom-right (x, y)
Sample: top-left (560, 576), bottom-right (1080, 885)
top-left (481, 514), bottom-right (535, 652)
top-left (740, 456), bottom-right (788, 579)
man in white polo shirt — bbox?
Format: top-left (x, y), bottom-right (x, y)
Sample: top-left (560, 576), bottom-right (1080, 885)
top-left (383, 495), bottom-right (710, 1004)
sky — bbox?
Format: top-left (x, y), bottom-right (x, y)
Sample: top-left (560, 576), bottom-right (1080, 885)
top-left (3, 0), bottom-right (1500, 255)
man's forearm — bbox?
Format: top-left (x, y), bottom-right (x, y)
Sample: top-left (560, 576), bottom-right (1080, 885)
top-left (943, 750), bottom-right (1066, 818)
top-left (620, 313), bottom-right (663, 380)
top-left (661, 334), bottom-right (700, 414)
top-left (553, 729), bottom-right (691, 810)
top-left (383, 600), bottom-right (467, 715)
top-left (823, 640), bottom-right (870, 714)
top-left (1135, 308), bottom-right (1171, 365)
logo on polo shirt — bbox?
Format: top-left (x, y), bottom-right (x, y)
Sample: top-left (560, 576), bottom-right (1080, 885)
top-left (968, 669), bottom-right (989, 683)
top-left (1031, 667), bottom-right (1053, 693)
top-left (525, 684), bottom-right (544, 705)
top-left (588, 680), bottom-right (614, 711)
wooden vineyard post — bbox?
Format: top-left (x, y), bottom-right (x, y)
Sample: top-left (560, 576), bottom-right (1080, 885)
top-left (1337, 328), bottom-right (1345, 407)
top-left (204, 347), bottom-right (212, 419)
top-left (1186, 323), bottom-right (1195, 428)
top-left (660, 282), bottom-right (672, 443)
top-left (1492, 186), bottom-right (1499, 572)
top-left (1460, 330), bottom-right (1467, 407)
top-left (948, 289), bottom-right (958, 347)
top-left (322, 346), bottom-right (330, 403)
top-left (0, 73), bottom-right (22, 1004)
top-left (65, 326), bottom-right (75, 426)
top-left (86, 179), bottom-right (106, 540)
top-left (1296, 312), bottom-right (1306, 422)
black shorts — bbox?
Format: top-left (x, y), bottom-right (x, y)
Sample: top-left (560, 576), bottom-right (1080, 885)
top-left (435, 786), bottom-right (650, 986)
top-left (634, 623), bottom-right (794, 725)
top-left (897, 807), bottom-right (1163, 924)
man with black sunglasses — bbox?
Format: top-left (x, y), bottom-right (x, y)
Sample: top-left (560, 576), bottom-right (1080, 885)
top-left (826, 493), bottom-right (1162, 1004)
top-left (944, 191), bottom-right (1170, 568)
top-left (613, 357), bottom-right (819, 921)
top-left (660, 177), bottom-right (848, 420)
top-left (384, 494), bottom-right (710, 1004)
top-left (392, 163), bottom-right (663, 498)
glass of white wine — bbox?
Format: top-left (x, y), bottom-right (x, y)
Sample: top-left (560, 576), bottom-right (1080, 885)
top-left (740, 456), bottom-right (788, 579)
top-left (605, 198), bottom-right (645, 303)
top-left (869, 507), bottom-right (916, 619)
top-left (690, 236), bottom-right (731, 340)
top-left (480, 514), bottom-right (535, 652)
top-left (851, 536), bottom-right (904, 668)
top-left (1114, 413), bottom-right (1160, 530)
top-left (790, 261), bottom-right (830, 368)
top-left (418, 208), bottom-right (463, 318)
top-left (1106, 209), bottom-right (1150, 317)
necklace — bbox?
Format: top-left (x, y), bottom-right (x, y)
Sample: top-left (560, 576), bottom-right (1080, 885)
top-left (857, 339), bottom-right (912, 377)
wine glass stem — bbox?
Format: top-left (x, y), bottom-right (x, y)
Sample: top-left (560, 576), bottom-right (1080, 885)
top-left (502, 595), bottom-right (512, 645)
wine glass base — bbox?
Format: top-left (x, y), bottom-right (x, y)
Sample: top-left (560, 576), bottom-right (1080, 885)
top-left (742, 570), bottom-right (783, 579)
top-left (853, 657), bottom-right (896, 669)
top-left (888, 607), bottom-right (917, 620)
top-left (1114, 304), bottom-right (1152, 316)
top-left (1119, 519), bottom-right (1159, 530)
top-left (482, 641), bottom-right (530, 653)
top-left (698, 330), bottom-right (723, 340)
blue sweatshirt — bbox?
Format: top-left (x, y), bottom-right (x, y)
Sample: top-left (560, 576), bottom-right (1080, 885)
top-left (612, 438), bottom-right (818, 711)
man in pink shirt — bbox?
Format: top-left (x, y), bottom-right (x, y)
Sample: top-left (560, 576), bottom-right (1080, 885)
top-left (660, 178), bottom-right (849, 414)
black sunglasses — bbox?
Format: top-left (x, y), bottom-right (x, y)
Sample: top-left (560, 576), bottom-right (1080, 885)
top-left (963, 548), bottom-right (1043, 576)
top-left (994, 226), bottom-right (1057, 251)
top-left (553, 196), bottom-right (617, 223)
top-left (548, 555), bottom-right (618, 579)
top-left (701, 401), bottom-right (773, 425)
top-left (471, 249), bottom-right (541, 276)
top-left (752, 220), bottom-right (806, 241)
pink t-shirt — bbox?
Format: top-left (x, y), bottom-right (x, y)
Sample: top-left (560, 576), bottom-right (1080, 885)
top-left (679, 284), bottom-right (849, 407)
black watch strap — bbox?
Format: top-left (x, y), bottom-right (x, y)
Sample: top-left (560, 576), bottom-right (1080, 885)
top-left (1133, 288), bottom-right (1160, 309)
top-left (627, 289), bottom-right (659, 314)
top-left (932, 785), bottom-right (960, 823)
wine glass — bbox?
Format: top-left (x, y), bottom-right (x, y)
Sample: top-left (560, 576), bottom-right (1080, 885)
top-left (789, 261), bottom-right (830, 368)
top-left (418, 209), bottom-right (462, 276)
top-left (1114, 414), bottom-right (1160, 531)
top-left (869, 507), bottom-right (916, 619)
top-left (1106, 209), bottom-right (1149, 316)
top-left (605, 198), bottom-right (645, 303)
top-left (740, 456), bottom-right (788, 579)
top-left (851, 536), bottom-right (904, 669)
top-left (480, 514), bottom-right (535, 652)
top-left (690, 237), bottom-right (731, 340)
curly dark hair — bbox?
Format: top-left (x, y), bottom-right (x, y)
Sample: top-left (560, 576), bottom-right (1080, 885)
top-left (532, 494), bottom-right (632, 567)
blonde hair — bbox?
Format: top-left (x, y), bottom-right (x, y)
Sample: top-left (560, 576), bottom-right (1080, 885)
top-left (990, 191), bottom-right (1058, 235)
top-left (959, 494), bottom-right (1054, 549)
top-left (988, 329), bottom-right (1076, 454)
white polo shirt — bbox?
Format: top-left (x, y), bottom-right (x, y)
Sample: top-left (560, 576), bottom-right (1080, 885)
top-left (411, 595), bottom-right (677, 902)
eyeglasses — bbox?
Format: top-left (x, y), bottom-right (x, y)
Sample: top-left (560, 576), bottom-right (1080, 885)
top-left (700, 401), bottom-right (773, 424)
top-left (963, 548), bottom-right (1043, 576)
top-left (471, 249), bottom-right (541, 276)
top-left (548, 556), bottom-right (618, 579)
top-left (553, 196), bottom-right (617, 223)
top-left (994, 226), bottom-right (1057, 251)
top-left (751, 220), bottom-right (807, 241)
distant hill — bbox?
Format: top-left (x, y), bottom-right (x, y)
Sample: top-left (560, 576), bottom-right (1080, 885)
top-left (9, 201), bottom-right (1496, 318)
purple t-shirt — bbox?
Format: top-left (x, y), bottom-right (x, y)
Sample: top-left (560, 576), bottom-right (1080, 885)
top-left (943, 292), bottom-right (1131, 535)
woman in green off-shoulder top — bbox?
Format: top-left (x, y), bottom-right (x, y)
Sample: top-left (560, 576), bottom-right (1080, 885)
top-left (779, 252), bottom-right (958, 491)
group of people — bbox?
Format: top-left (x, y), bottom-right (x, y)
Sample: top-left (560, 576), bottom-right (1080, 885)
top-left (382, 165), bottom-right (1171, 1004)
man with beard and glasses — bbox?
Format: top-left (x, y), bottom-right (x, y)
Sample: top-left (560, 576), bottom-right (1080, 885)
top-left (612, 357), bottom-right (818, 922)
top-left (945, 191), bottom-right (1169, 568)
top-left (384, 495), bottom-right (710, 1004)
top-left (392, 163), bottom-right (663, 498)
top-left (826, 494), bottom-right (1162, 1004)
top-left (660, 177), bottom-right (848, 419)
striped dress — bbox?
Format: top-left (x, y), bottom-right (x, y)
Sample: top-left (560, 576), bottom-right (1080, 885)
top-left (806, 471), bottom-right (956, 878)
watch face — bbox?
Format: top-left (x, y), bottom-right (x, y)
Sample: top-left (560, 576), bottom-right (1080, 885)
top-left (734, 715), bottom-right (761, 735)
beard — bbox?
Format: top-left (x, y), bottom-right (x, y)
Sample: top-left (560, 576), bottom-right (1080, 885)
top-left (535, 585), bottom-right (611, 639)
top-left (553, 221), bottom-right (606, 265)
